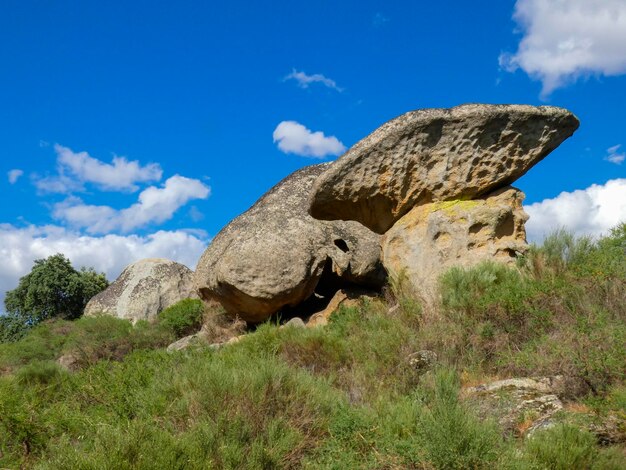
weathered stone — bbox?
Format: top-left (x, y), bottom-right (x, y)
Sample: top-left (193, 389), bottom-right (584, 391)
top-left (307, 290), bottom-right (348, 327)
top-left (85, 258), bottom-right (197, 323)
top-left (309, 104), bottom-right (579, 233)
top-left (57, 353), bottom-right (79, 371)
top-left (194, 164), bottom-right (385, 323)
top-left (166, 332), bottom-right (205, 352)
top-left (281, 317), bottom-right (306, 329)
top-left (407, 350), bottom-right (437, 375)
top-left (305, 288), bottom-right (371, 327)
top-left (381, 186), bottom-right (529, 301)
top-left (464, 376), bottom-right (564, 437)
top-left (464, 376), bottom-right (562, 396)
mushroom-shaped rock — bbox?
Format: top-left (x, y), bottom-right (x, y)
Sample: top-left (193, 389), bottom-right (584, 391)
top-left (309, 104), bottom-right (579, 233)
top-left (193, 164), bottom-right (385, 323)
top-left (381, 186), bottom-right (529, 301)
top-left (84, 258), bottom-right (197, 322)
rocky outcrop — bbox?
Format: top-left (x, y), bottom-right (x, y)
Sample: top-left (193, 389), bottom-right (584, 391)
top-left (463, 377), bottom-right (565, 437)
top-left (166, 332), bottom-right (206, 352)
top-left (194, 164), bottom-right (386, 323)
top-left (84, 258), bottom-right (197, 323)
top-left (309, 104), bottom-right (579, 234)
top-left (381, 186), bottom-right (529, 299)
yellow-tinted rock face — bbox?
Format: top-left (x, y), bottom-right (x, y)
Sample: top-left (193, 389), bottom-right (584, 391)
top-left (381, 186), bottom-right (529, 301)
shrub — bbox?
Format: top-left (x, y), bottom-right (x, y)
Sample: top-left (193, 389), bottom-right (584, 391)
top-left (158, 298), bottom-right (204, 338)
top-left (62, 316), bottom-right (173, 367)
top-left (3, 253), bottom-right (108, 340)
top-left (0, 315), bottom-right (173, 374)
top-left (416, 369), bottom-right (502, 469)
top-left (521, 425), bottom-right (598, 470)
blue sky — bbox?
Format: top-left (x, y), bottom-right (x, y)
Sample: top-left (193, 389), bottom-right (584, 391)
top-left (1, 0), bottom-right (625, 303)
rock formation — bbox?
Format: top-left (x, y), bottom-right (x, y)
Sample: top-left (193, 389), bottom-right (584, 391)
top-left (193, 103), bottom-right (579, 320)
top-left (84, 258), bottom-right (197, 322)
top-left (193, 164), bottom-right (386, 323)
top-left (309, 104), bottom-right (579, 234)
top-left (463, 376), bottom-right (565, 437)
top-left (381, 186), bottom-right (529, 298)
top-left (302, 103), bottom-right (578, 301)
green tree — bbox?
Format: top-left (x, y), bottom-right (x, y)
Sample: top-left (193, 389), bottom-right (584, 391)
top-left (2, 254), bottom-right (108, 341)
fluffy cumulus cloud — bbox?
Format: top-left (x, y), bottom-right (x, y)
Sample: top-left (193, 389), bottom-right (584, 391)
top-left (284, 69), bottom-right (343, 92)
top-left (35, 144), bottom-right (163, 193)
top-left (0, 224), bottom-right (209, 308)
top-left (605, 144), bottom-right (625, 165)
top-left (500, 0), bottom-right (626, 96)
top-left (273, 121), bottom-right (346, 158)
top-left (7, 169), bottom-right (23, 184)
top-left (53, 175), bottom-right (211, 234)
top-left (524, 179), bottom-right (626, 242)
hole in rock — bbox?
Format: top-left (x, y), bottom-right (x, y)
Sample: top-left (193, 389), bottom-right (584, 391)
top-left (469, 223), bottom-right (488, 235)
top-left (334, 239), bottom-right (350, 253)
top-left (495, 213), bottom-right (515, 238)
top-left (495, 248), bottom-right (517, 259)
top-left (276, 257), bottom-right (382, 324)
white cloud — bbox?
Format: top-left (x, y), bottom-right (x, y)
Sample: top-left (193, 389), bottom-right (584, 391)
top-left (500, 0), bottom-right (626, 97)
top-left (7, 169), bottom-right (23, 184)
top-left (273, 121), bottom-right (346, 158)
top-left (34, 144), bottom-right (163, 193)
top-left (53, 175), bottom-right (211, 234)
top-left (0, 224), bottom-right (209, 310)
top-left (524, 179), bottom-right (626, 242)
top-left (605, 144), bottom-right (625, 165)
top-left (284, 69), bottom-right (343, 92)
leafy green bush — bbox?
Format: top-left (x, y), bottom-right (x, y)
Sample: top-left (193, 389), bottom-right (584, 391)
top-left (2, 253), bottom-right (108, 341)
top-left (158, 298), bottom-right (204, 338)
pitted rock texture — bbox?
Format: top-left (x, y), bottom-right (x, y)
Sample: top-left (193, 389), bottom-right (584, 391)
top-left (381, 186), bottom-right (529, 300)
top-left (84, 258), bottom-right (197, 322)
top-left (193, 164), bottom-right (385, 323)
top-left (309, 104), bottom-right (579, 233)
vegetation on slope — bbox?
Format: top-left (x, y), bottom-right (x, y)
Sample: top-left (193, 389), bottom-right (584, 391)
top-left (0, 226), bottom-right (625, 469)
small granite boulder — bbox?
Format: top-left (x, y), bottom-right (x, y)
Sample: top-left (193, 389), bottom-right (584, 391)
top-left (464, 377), bottom-right (565, 437)
top-left (309, 104), bottom-right (579, 233)
top-left (84, 258), bottom-right (197, 323)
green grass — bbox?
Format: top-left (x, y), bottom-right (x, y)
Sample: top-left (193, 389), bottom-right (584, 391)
top-left (0, 226), bottom-right (625, 468)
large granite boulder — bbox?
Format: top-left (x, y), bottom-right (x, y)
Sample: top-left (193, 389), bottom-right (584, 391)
top-left (194, 164), bottom-right (385, 323)
top-left (84, 258), bottom-right (197, 322)
top-left (381, 186), bottom-right (529, 300)
top-left (309, 104), bottom-right (579, 233)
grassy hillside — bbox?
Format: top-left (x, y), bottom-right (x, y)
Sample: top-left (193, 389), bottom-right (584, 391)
top-left (1, 226), bottom-right (625, 469)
